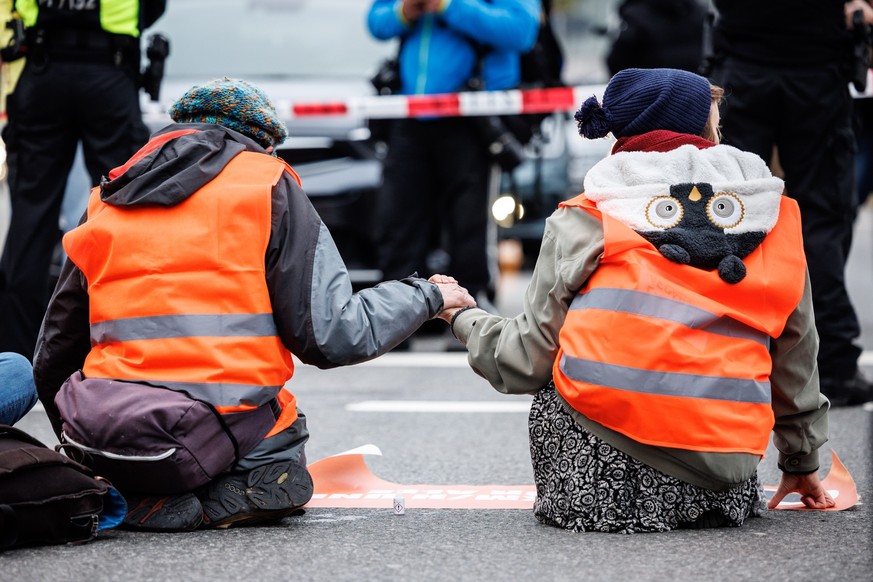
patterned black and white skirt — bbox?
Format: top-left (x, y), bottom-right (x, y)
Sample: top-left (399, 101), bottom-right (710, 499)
top-left (529, 385), bottom-right (765, 533)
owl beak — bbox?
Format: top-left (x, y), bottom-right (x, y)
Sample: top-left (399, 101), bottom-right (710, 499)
top-left (688, 186), bottom-right (703, 202)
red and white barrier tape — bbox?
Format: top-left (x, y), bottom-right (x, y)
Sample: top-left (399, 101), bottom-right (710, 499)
top-left (283, 84), bottom-right (606, 120)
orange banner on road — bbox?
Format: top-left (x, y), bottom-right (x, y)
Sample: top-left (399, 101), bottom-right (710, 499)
top-left (306, 446), bottom-right (858, 511)
top-left (307, 445), bottom-right (534, 509)
top-left (762, 451), bottom-right (858, 511)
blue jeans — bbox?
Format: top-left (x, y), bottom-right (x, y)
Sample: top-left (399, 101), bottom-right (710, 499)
top-left (0, 352), bottom-right (38, 425)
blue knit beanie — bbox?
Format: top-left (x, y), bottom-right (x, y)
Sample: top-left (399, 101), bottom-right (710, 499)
top-left (169, 77), bottom-right (288, 149)
top-left (575, 68), bottom-right (712, 139)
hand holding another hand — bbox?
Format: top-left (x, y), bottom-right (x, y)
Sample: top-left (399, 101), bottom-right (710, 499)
top-left (429, 274), bottom-right (476, 318)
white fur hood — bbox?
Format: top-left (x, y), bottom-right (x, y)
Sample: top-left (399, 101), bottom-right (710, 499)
top-left (582, 144), bottom-right (784, 234)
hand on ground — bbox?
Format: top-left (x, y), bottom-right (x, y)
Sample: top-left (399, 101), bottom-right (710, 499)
top-left (767, 472), bottom-right (835, 510)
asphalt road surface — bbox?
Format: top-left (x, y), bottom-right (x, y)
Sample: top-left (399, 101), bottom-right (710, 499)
top-left (4, 206), bottom-right (873, 582)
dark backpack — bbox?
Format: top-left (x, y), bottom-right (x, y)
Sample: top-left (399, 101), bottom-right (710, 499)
top-left (0, 425), bottom-right (126, 550)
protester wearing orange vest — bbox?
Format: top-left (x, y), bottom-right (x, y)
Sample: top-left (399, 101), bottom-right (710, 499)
top-left (32, 78), bottom-right (476, 532)
top-left (441, 68), bottom-right (833, 532)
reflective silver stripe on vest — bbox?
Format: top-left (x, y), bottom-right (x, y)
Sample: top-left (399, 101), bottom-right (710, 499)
top-left (91, 313), bottom-right (278, 344)
top-left (569, 288), bottom-right (770, 347)
top-left (114, 378), bottom-right (282, 408)
top-left (559, 354), bottom-right (771, 404)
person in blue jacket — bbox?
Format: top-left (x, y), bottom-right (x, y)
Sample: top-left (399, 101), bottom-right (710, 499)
top-left (367, 0), bottom-right (540, 323)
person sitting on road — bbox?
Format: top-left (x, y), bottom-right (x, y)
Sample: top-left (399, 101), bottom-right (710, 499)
top-left (32, 78), bottom-right (476, 532)
top-left (0, 351), bottom-right (38, 426)
top-left (440, 68), bottom-right (834, 532)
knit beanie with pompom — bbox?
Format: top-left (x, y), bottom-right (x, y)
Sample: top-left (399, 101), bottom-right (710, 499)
top-left (575, 68), bottom-right (712, 140)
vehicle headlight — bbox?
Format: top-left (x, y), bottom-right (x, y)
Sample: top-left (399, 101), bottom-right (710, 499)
top-left (492, 194), bottom-right (524, 227)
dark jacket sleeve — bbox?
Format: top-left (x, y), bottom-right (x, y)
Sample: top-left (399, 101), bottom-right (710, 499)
top-left (32, 258), bottom-right (92, 440)
top-left (265, 172), bottom-right (444, 369)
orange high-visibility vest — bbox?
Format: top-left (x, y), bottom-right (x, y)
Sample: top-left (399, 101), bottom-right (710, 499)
top-left (552, 194), bottom-right (806, 455)
top-left (63, 147), bottom-right (301, 438)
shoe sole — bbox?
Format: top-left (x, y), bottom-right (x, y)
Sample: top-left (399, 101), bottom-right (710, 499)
top-left (206, 461), bottom-right (313, 529)
top-left (122, 493), bottom-right (204, 532)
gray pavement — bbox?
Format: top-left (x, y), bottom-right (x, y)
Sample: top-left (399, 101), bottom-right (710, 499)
top-left (4, 208), bottom-right (873, 582)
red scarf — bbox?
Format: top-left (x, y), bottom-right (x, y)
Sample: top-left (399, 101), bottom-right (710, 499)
top-left (611, 130), bottom-right (716, 154)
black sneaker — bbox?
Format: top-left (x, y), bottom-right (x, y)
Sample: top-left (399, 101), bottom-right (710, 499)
top-left (821, 370), bottom-right (873, 407)
top-left (121, 493), bottom-right (204, 532)
top-left (199, 461), bottom-right (313, 529)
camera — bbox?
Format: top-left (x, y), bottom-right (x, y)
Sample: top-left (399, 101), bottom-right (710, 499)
top-left (370, 57), bottom-right (401, 96)
top-left (472, 116), bottom-right (526, 172)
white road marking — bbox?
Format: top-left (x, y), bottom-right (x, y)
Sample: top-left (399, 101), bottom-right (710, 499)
top-left (326, 350), bottom-right (873, 370)
top-left (346, 400), bottom-right (531, 413)
top-left (344, 353), bottom-right (470, 368)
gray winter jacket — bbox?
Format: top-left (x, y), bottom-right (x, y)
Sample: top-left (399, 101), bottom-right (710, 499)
top-left (33, 124), bottom-right (444, 439)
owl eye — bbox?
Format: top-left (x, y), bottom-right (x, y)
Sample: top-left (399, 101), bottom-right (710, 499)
top-left (645, 196), bottom-right (684, 229)
top-left (706, 192), bottom-right (744, 229)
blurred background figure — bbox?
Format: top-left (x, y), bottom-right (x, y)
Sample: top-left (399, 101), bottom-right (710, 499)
top-left (707, 0), bottom-right (873, 407)
top-left (366, 0), bottom-right (541, 328)
top-left (605, 0), bottom-right (707, 75)
top-left (0, 0), bottom-right (166, 358)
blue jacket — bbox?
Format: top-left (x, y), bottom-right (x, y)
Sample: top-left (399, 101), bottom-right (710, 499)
top-left (367, 0), bottom-right (540, 95)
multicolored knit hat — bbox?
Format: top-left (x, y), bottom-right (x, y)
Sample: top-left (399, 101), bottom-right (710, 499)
top-left (575, 68), bottom-right (712, 139)
top-left (169, 77), bottom-right (288, 149)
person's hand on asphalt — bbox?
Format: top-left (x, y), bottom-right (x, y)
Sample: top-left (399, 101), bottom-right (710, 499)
top-left (767, 471), bottom-right (835, 510)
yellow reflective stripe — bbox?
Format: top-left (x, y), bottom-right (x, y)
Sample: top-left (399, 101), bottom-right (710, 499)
top-left (14, 0), bottom-right (139, 36)
top-left (100, 0), bottom-right (140, 37)
top-left (15, 0), bottom-right (38, 27)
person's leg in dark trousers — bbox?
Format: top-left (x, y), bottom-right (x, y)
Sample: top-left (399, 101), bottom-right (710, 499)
top-left (376, 119), bottom-right (440, 282)
top-left (776, 65), bottom-right (863, 386)
top-left (432, 118), bottom-right (492, 299)
top-left (852, 98), bottom-right (873, 207)
top-left (75, 62), bottom-right (149, 187)
top-left (714, 59), bottom-right (866, 398)
top-left (0, 61), bottom-right (79, 358)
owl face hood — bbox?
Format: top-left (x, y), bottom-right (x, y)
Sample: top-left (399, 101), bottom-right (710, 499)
top-left (583, 142), bottom-right (784, 283)
top-left (584, 143), bottom-right (783, 235)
